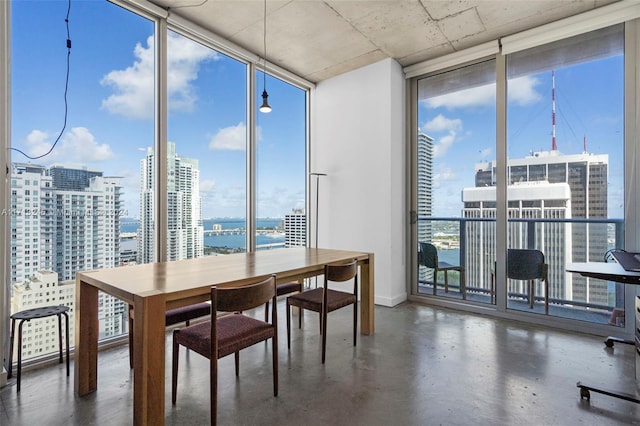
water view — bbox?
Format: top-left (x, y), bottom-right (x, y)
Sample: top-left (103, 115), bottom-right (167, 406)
top-left (121, 218), bottom-right (286, 251)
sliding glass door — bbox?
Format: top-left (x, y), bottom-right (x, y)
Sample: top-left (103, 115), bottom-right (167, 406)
top-left (413, 22), bottom-right (627, 329)
top-left (505, 24), bottom-right (624, 322)
top-left (416, 60), bottom-right (496, 304)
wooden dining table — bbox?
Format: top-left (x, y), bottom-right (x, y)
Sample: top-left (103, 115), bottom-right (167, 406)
top-left (74, 247), bottom-right (374, 425)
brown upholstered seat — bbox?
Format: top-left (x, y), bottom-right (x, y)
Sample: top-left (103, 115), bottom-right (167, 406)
top-left (286, 259), bottom-right (358, 363)
top-left (128, 301), bottom-right (211, 369)
top-left (172, 275), bottom-right (278, 425)
top-left (165, 302), bottom-right (212, 326)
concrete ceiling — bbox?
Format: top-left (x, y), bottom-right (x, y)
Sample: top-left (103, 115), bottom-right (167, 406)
top-left (149, 0), bottom-right (619, 83)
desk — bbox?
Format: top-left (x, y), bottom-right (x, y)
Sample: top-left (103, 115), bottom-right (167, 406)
top-left (566, 262), bottom-right (640, 404)
top-left (75, 248), bottom-right (374, 425)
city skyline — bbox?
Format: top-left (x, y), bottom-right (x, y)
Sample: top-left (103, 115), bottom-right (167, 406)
top-left (13, 2), bottom-right (624, 222)
top-left (418, 52), bottom-right (623, 219)
top-left (11, 1), bottom-right (306, 219)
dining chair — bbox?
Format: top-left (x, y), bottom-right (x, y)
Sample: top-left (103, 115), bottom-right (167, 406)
top-left (171, 274), bottom-right (278, 425)
top-left (128, 301), bottom-right (211, 369)
top-left (286, 259), bottom-right (358, 363)
top-left (418, 242), bottom-right (466, 299)
top-left (491, 248), bottom-right (550, 314)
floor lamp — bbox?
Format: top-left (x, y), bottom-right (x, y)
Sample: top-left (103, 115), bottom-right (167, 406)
top-left (310, 172), bottom-right (326, 287)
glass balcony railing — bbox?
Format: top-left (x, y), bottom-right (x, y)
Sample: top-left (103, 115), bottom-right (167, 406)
top-left (417, 217), bottom-right (624, 326)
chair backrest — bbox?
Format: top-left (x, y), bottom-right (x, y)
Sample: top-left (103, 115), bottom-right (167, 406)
top-left (211, 274), bottom-right (276, 313)
top-left (325, 259), bottom-right (358, 282)
top-left (418, 242), bottom-right (438, 269)
top-left (507, 249), bottom-right (545, 281)
top-left (324, 259), bottom-right (358, 297)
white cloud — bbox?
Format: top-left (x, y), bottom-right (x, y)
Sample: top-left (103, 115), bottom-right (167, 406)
top-left (433, 131), bottom-right (457, 158)
top-left (24, 129), bottom-right (52, 158)
top-left (421, 75), bottom-right (541, 109)
top-left (101, 33), bottom-right (218, 119)
top-left (508, 75), bottom-right (542, 106)
top-left (423, 114), bottom-right (462, 133)
top-left (209, 123), bottom-right (262, 151)
top-left (63, 127), bottom-right (116, 162)
top-left (200, 179), bottom-right (217, 192)
top-left (433, 166), bottom-right (457, 189)
top-left (22, 127), bottom-right (115, 163)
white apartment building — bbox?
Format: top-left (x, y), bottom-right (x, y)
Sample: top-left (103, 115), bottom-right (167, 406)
top-left (138, 142), bottom-right (203, 263)
top-left (10, 164), bottom-right (125, 360)
top-left (417, 133), bottom-right (433, 243)
top-left (417, 133), bottom-right (434, 284)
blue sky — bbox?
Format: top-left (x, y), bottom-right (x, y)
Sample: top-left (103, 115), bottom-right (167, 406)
top-left (11, 0), bottom-right (306, 219)
top-left (418, 55), bottom-right (624, 218)
top-left (12, 1), bottom-right (623, 221)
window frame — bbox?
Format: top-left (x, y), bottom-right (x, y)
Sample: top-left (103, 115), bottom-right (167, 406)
top-left (407, 12), bottom-right (640, 339)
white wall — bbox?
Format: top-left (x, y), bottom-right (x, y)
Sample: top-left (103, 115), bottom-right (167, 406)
top-left (311, 58), bottom-right (406, 307)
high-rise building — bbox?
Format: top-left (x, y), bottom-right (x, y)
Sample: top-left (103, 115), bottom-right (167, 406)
top-left (138, 143), bottom-right (203, 263)
top-left (284, 208), bottom-right (306, 247)
top-left (466, 150), bottom-right (609, 305)
top-left (10, 163), bottom-right (125, 359)
top-left (463, 181), bottom-right (572, 300)
top-left (417, 133), bottom-right (434, 284)
top-left (417, 133), bottom-right (434, 243)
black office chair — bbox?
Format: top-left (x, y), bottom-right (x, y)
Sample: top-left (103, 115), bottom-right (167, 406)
top-left (418, 242), bottom-right (465, 299)
top-left (491, 249), bottom-right (549, 314)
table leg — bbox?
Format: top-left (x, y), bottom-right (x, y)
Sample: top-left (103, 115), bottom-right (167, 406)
top-left (132, 294), bottom-right (166, 425)
top-left (75, 279), bottom-right (99, 395)
top-left (360, 253), bottom-right (375, 335)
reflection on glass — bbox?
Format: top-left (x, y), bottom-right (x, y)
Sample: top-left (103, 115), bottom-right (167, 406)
top-left (505, 25), bottom-right (624, 322)
top-left (417, 60), bottom-right (497, 303)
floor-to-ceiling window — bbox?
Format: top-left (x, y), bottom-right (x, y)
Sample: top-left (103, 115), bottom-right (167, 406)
top-left (255, 71), bottom-right (307, 251)
top-left (166, 30), bottom-right (248, 258)
top-left (416, 59), bottom-right (496, 305)
top-left (8, 0), bottom-right (154, 361)
top-left (505, 25), bottom-right (624, 321)
top-left (4, 0), bottom-right (310, 370)
top-left (411, 17), bottom-right (634, 332)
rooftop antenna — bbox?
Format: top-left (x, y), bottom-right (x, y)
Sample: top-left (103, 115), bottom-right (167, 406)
top-left (551, 70), bottom-right (557, 151)
top-left (583, 134), bottom-right (587, 153)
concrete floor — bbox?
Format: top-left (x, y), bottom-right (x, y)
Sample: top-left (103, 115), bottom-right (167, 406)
top-left (1, 301), bottom-right (640, 425)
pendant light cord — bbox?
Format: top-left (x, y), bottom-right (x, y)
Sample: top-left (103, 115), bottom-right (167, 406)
top-left (263, 0), bottom-right (267, 90)
top-left (10, 0), bottom-right (72, 160)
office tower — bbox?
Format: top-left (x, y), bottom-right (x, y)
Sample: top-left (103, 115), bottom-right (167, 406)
top-left (285, 208), bottom-right (306, 247)
top-left (138, 143), bottom-right (203, 263)
top-left (10, 163), bottom-right (124, 359)
top-left (463, 181), bottom-right (572, 299)
top-left (466, 150), bottom-right (609, 305)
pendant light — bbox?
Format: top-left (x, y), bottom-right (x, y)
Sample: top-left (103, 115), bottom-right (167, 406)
top-left (259, 0), bottom-right (272, 113)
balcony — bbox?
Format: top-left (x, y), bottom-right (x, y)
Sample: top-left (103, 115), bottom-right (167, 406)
top-left (417, 217), bottom-right (623, 327)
